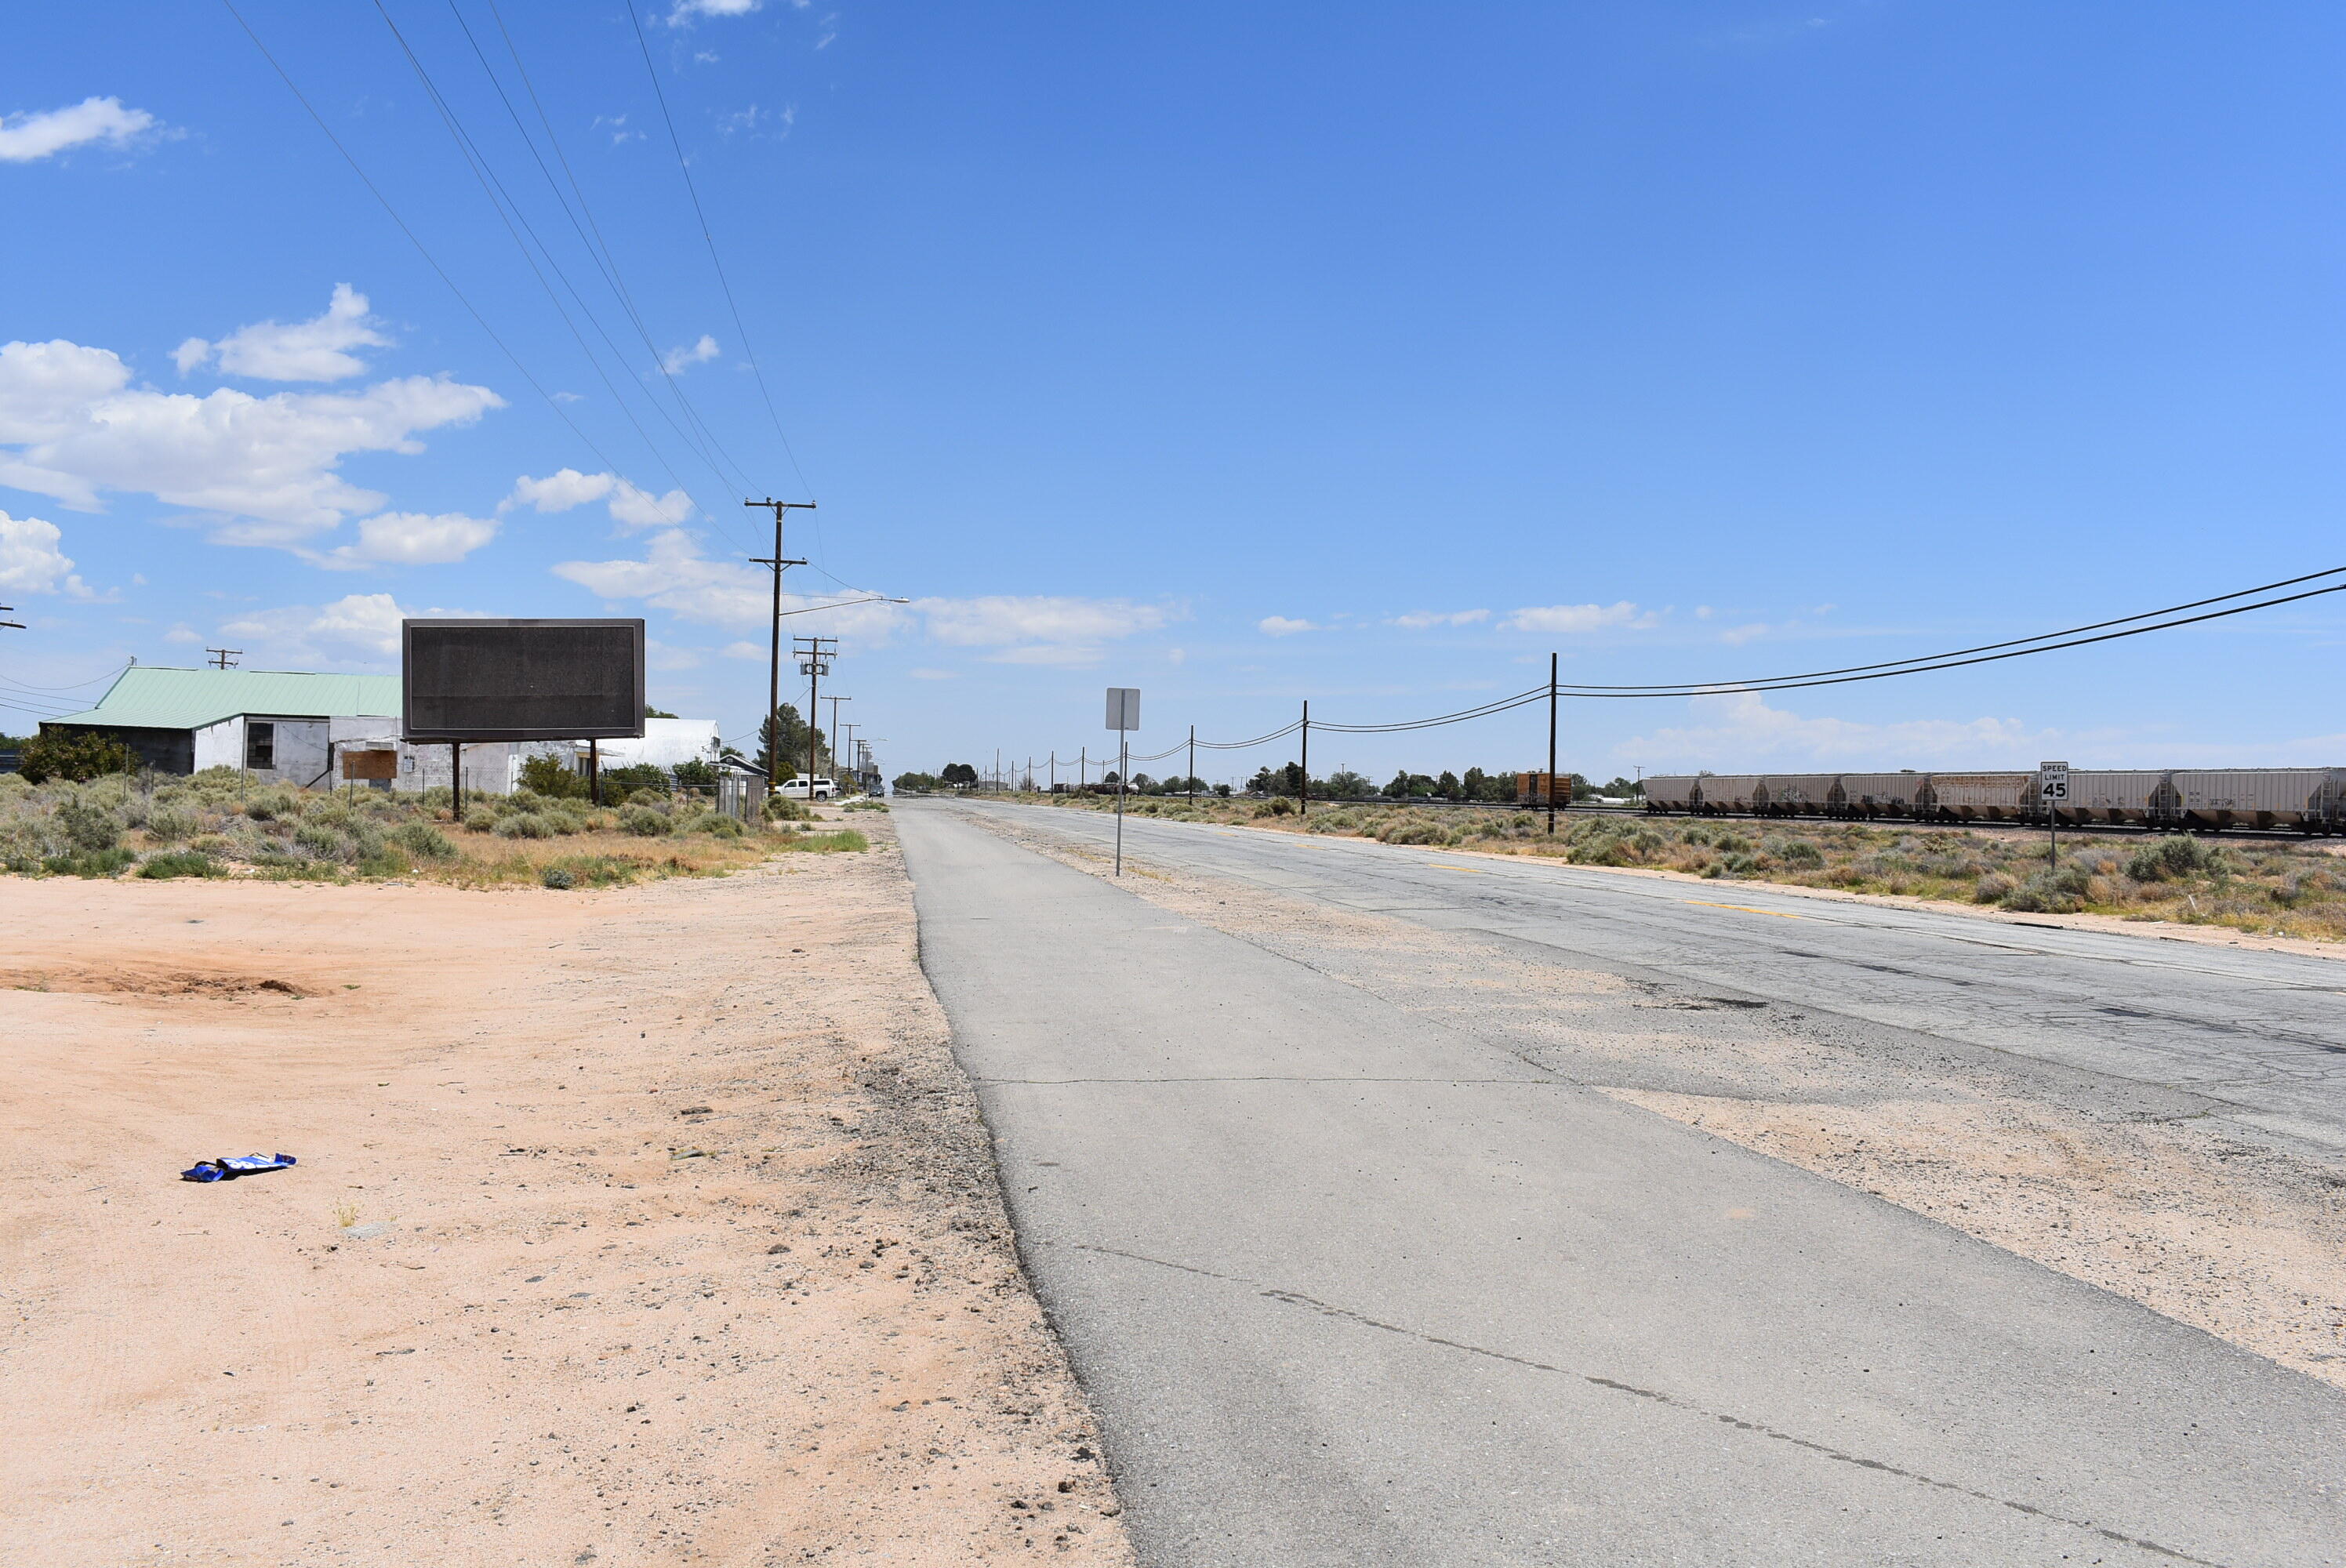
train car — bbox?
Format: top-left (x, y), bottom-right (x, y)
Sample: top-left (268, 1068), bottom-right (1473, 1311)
top-left (1694, 774), bottom-right (1766, 814)
top-left (1923, 771), bottom-right (2036, 822)
top-left (1643, 775), bottom-right (1699, 813)
top-left (1760, 773), bottom-right (1837, 816)
top-left (2170, 768), bottom-right (2346, 831)
top-left (2060, 770), bottom-right (2171, 826)
top-left (1832, 771), bottom-right (1927, 818)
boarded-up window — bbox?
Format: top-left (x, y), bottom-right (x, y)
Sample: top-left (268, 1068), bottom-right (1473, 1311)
top-left (245, 722), bottom-right (274, 771)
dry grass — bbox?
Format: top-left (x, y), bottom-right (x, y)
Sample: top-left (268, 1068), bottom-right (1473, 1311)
top-left (0, 768), bottom-right (852, 889)
top-left (1013, 790), bottom-right (2346, 944)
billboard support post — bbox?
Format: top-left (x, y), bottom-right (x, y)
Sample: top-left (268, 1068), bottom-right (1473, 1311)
top-left (589, 738), bottom-right (600, 807)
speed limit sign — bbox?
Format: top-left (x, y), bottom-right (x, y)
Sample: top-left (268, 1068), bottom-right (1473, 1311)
top-left (2039, 760), bottom-right (2069, 802)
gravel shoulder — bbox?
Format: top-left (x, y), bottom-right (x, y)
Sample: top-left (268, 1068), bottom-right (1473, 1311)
top-left (0, 815), bottom-right (1131, 1566)
top-left (961, 803), bottom-right (2346, 1392)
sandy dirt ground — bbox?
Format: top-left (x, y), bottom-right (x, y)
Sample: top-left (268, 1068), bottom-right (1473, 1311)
top-left (966, 807), bottom-right (2346, 1392)
top-left (0, 815), bottom-right (1132, 1567)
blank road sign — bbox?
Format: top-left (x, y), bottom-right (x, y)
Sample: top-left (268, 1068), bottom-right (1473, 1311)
top-left (1106, 688), bottom-right (1140, 731)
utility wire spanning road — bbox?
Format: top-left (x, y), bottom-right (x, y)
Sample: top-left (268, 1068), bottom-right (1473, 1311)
top-left (898, 800), bottom-right (2346, 1568)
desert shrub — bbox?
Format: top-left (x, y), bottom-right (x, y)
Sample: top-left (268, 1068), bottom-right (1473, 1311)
top-left (1720, 851), bottom-right (1761, 877)
top-left (1255, 797), bottom-right (1295, 817)
top-left (764, 795), bottom-right (812, 822)
top-left (1974, 872), bottom-right (2016, 903)
top-left (1772, 839), bottom-right (1825, 869)
top-left (518, 754), bottom-right (590, 800)
top-left (687, 811), bottom-right (745, 838)
top-left (602, 764), bottom-right (670, 798)
top-left (462, 807), bottom-right (499, 832)
top-left (294, 822), bottom-right (351, 860)
top-left (139, 850), bottom-right (221, 880)
top-left (0, 818), bottom-right (63, 873)
top-left (15, 730), bottom-right (133, 785)
top-left (494, 812), bottom-right (554, 840)
top-left (542, 867), bottom-right (576, 889)
top-left (44, 846), bottom-right (138, 878)
top-left (2000, 863), bottom-right (2092, 913)
top-left (143, 804), bottom-right (200, 843)
top-left (623, 787), bottom-right (670, 810)
top-left (619, 804), bottom-right (671, 837)
top-left (1381, 821), bottom-right (1444, 846)
top-left (390, 822), bottom-right (458, 861)
top-left (55, 793), bottom-right (124, 854)
top-left (842, 799), bottom-right (889, 813)
top-left (2126, 836), bottom-right (2225, 883)
top-left (243, 790), bottom-right (299, 822)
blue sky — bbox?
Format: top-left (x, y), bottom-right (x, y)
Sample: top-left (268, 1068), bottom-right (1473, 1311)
top-left (3, 2), bottom-right (2341, 783)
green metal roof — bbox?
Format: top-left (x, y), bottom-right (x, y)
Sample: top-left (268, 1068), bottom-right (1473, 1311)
top-left (48, 666), bottom-right (401, 731)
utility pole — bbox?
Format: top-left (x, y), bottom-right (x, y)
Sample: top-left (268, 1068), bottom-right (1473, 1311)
top-left (826, 695), bottom-right (852, 786)
top-left (206, 647), bottom-right (242, 670)
top-left (1049, 753), bottom-right (1056, 793)
top-left (745, 498), bottom-right (815, 796)
top-left (1188, 724), bottom-right (1196, 804)
top-left (1079, 748), bottom-right (1087, 791)
top-left (1547, 651), bottom-right (1559, 835)
top-left (1299, 700), bottom-right (1309, 817)
top-left (794, 635), bottom-right (836, 795)
top-left (0, 604), bottom-right (23, 632)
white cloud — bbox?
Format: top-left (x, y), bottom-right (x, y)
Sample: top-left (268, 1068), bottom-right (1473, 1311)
top-left (0, 509), bottom-right (89, 596)
top-left (1391, 608), bottom-right (1490, 630)
top-left (219, 592), bottom-right (413, 662)
top-left (506, 467), bottom-right (615, 514)
top-left (503, 468), bottom-right (691, 529)
top-left (909, 667), bottom-right (957, 681)
top-left (608, 481), bottom-right (693, 529)
top-left (1502, 601), bottom-right (1659, 634)
top-left (163, 622), bottom-right (202, 645)
top-left (0, 336), bottom-right (501, 541)
top-left (661, 333), bottom-right (720, 373)
top-left (175, 285), bottom-right (390, 383)
top-left (321, 511), bottom-right (500, 568)
top-left (1615, 690), bottom-right (2056, 771)
top-left (1258, 615), bottom-right (1318, 637)
top-left (0, 96), bottom-right (158, 162)
top-left (1717, 622), bottom-right (1771, 645)
top-left (721, 641), bottom-right (766, 660)
top-left (919, 596), bottom-right (1169, 648)
top-left (666, 0), bottom-right (760, 20)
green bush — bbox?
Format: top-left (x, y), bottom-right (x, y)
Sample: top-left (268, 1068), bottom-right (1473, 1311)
top-left (243, 790), bottom-right (299, 822)
top-left (390, 822), bottom-right (458, 861)
top-left (56, 794), bottom-right (124, 854)
top-left (2126, 836), bottom-right (2224, 883)
top-left (294, 822), bottom-right (350, 859)
top-left (15, 730), bottom-right (133, 785)
top-left (43, 847), bottom-right (138, 878)
top-left (778, 828), bottom-right (868, 854)
top-left (763, 795), bottom-right (812, 823)
top-left (619, 804), bottom-right (671, 837)
top-left (688, 811), bottom-right (745, 838)
top-left (143, 804), bottom-right (200, 843)
top-left (139, 850), bottom-right (222, 879)
top-left (494, 812), bottom-right (554, 840)
top-left (462, 807), bottom-right (498, 833)
top-left (605, 765), bottom-right (671, 798)
top-left (542, 866), bottom-right (576, 889)
top-left (518, 754), bottom-right (590, 800)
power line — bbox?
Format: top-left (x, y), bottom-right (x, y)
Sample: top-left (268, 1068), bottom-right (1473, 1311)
top-left (221, 0), bottom-right (645, 501)
top-left (371, 0), bottom-right (745, 547)
top-left (623, 0), bottom-right (812, 502)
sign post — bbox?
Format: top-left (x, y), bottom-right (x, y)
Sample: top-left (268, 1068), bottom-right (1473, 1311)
top-left (1106, 688), bottom-right (1140, 877)
top-left (2039, 760), bottom-right (2068, 869)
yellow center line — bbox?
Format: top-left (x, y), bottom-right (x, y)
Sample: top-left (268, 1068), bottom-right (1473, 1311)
top-left (1685, 900), bottom-right (1803, 919)
top-left (1433, 864), bottom-right (1492, 873)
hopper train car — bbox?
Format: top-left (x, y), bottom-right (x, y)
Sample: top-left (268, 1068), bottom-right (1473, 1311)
top-left (1642, 767), bottom-right (2346, 833)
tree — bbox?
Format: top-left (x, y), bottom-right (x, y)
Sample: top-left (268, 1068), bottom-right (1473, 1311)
top-left (940, 762), bottom-right (979, 788)
top-left (1436, 771), bottom-right (1462, 800)
top-left (16, 728), bottom-right (133, 785)
top-left (754, 704), bottom-right (829, 779)
top-left (518, 753), bottom-right (589, 799)
top-left (672, 757), bottom-right (716, 791)
top-left (894, 771), bottom-right (942, 793)
top-left (645, 704), bottom-right (679, 719)
top-left (1248, 767), bottom-right (1276, 795)
top-left (1383, 770), bottom-right (1412, 798)
top-left (1324, 770), bottom-right (1372, 799)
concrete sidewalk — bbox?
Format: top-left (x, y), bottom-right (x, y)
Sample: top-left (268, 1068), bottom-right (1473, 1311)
top-left (899, 802), bottom-right (2346, 1567)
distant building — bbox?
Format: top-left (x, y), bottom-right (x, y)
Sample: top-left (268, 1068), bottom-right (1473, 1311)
top-left (579, 717), bottom-right (721, 774)
top-left (40, 666), bottom-right (574, 795)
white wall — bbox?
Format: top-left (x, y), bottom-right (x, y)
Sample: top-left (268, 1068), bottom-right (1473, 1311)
top-left (589, 718), bottom-right (721, 771)
top-left (192, 717), bottom-right (243, 773)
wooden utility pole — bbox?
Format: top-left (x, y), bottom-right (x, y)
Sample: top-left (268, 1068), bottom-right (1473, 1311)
top-left (794, 635), bottom-right (837, 796)
top-left (1547, 651), bottom-right (1559, 835)
top-left (206, 647), bottom-right (242, 669)
top-left (744, 498), bottom-right (814, 795)
top-left (826, 695), bottom-right (852, 786)
top-left (1299, 700), bottom-right (1309, 817)
top-left (1188, 725), bottom-right (1196, 803)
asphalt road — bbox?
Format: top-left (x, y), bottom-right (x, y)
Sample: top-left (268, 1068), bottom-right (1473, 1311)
top-left (897, 800), bottom-right (2346, 1567)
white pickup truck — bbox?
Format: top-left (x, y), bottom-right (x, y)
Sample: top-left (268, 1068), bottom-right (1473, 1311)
top-left (777, 775), bottom-right (838, 800)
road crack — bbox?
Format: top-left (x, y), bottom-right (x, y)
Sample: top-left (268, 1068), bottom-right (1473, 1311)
top-left (1068, 1241), bottom-right (2227, 1567)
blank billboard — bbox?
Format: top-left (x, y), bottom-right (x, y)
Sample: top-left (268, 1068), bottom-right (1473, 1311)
top-left (402, 619), bottom-right (646, 741)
